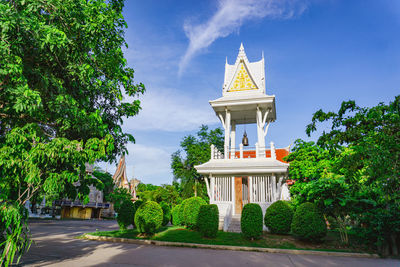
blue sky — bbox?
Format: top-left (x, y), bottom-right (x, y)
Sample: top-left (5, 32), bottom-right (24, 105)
top-left (99, 0), bottom-right (400, 185)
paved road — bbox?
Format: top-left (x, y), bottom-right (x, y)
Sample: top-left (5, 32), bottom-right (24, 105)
top-left (19, 220), bottom-right (399, 267)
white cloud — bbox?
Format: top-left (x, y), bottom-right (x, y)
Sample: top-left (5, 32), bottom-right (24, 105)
top-left (124, 88), bottom-right (219, 132)
top-left (179, 0), bottom-right (308, 75)
top-left (97, 143), bottom-right (173, 185)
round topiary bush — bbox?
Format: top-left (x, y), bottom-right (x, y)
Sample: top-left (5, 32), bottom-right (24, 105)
top-left (160, 202), bottom-right (171, 226)
top-left (131, 200), bottom-right (144, 227)
top-left (264, 200), bottom-right (294, 234)
top-left (134, 201), bottom-right (163, 234)
top-left (182, 197), bottom-right (207, 229)
top-left (171, 204), bottom-right (182, 226)
top-left (291, 202), bottom-right (327, 242)
top-left (117, 200), bottom-right (135, 230)
top-left (177, 200), bottom-right (188, 226)
top-left (197, 204), bottom-right (219, 238)
top-left (241, 203), bottom-right (263, 239)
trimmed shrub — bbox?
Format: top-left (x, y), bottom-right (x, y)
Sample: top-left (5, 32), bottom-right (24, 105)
top-left (117, 200), bottom-right (135, 230)
top-left (160, 202), bottom-right (171, 226)
top-left (291, 202), bottom-right (327, 242)
top-left (241, 203), bottom-right (263, 239)
top-left (264, 200), bottom-right (294, 234)
top-left (171, 204), bottom-right (182, 226)
top-left (131, 200), bottom-right (144, 227)
top-left (134, 201), bottom-right (163, 234)
top-left (177, 200), bottom-right (188, 226)
top-left (182, 197), bottom-right (207, 229)
top-left (197, 204), bottom-right (219, 238)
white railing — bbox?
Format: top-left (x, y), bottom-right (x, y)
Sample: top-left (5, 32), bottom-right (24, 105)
top-left (252, 175), bottom-right (284, 202)
top-left (213, 176), bottom-right (232, 202)
top-left (223, 203), bottom-right (232, 232)
top-left (210, 142), bottom-right (276, 160)
top-left (211, 144), bottom-right (224, 159)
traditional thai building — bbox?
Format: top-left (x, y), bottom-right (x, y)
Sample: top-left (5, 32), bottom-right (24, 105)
top-left (58, 164), bottom-right (109, 219)
top-left (195, 44), bottom-right (290, 232)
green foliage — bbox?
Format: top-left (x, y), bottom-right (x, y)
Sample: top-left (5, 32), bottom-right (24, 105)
top-left (160, 202), bottom-right (171, 226)
top-left (264, 201), bottom-right (294, 234)
top-left (117, 200), bottom-right (135, 230)
top-left (178, 199), bottom-right (189, 226)
top-left (182, 197), bottom-right (207, 229)
top-left (0, 203), bottom-right (31, 267)
top-left (110, 188), bottom-right (132, 213)
top-left (197, 204), bottom-right (219, 238)
top-left (0, 0), bottom-right (144, 264)
top-left (134, 201), bottom-right (163, 234)
top-left (132, 200), bottom-right (143, 227)
top-left (92, 170), bottom-right (114, 202)
top-left (171, 204), bottom-right (183, 226)
top-left (291, 202), bottom-right (327, 242)
top-left (137, 184), bottom-right (182, 207)
top-left (297, 96), bottom-right (400, 255)
top-left (241, 203), bottom-right (263, 240)
top-left (171, 125), bottom-right (223, 199)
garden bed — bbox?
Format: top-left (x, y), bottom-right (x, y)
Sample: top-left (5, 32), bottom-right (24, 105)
top-left (86, 226), bottom-right (375, 254)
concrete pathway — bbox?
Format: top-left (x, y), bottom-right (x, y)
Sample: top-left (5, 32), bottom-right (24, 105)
top-left (19, 220), bottom-right (400, 267)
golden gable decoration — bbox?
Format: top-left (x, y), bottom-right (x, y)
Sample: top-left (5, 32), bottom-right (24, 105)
top-left (229, 62), bottom-right (258, 92)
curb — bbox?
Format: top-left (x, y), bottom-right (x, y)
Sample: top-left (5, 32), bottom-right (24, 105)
top-left (82, 234), bottom-right (380, 259)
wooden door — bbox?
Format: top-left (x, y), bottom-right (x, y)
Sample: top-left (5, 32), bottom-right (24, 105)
top-left (235, 177), bottom-right (243, 214)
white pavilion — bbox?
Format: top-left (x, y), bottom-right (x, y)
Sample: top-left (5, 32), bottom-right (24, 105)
top-left (194, 44), bottom-right (290, 231)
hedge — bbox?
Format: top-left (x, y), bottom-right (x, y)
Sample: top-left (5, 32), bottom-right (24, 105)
top-left (197, 204), bottom-right (219, 238)
top-left (182, 197), bottom-right (207, 229)
top-left (177, 199), bottom-right (190, 226)
top-left (160, 202), bottom-right (171, 226)
top-left (241, 203), bottom-right (263, 239)
top-left (291, 202), bottom-right (327, 242)
top-left (264, 200), bottom-right (294, 234)
top-left (132, 200), bottom-right (143, 227)
top-left (171, 204), bottom-right (182, 226)
top-left (117, 200), bottom-right (135, 230)
top-left (134, 201), bottom-right (163, 234)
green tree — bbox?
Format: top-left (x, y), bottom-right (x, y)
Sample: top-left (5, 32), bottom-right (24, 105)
top-left (92, 170), bottom-right (114, 202)
top-left (171, 125), bottom-right (223, 199)
top-left (305, 96), bottom-right (400, 255)
top-left (285, 140), bottom-right (353, 243)
top-left (0, 0), bottom-right (144, 265)
top-left (109, 187), bottom-right (132, 213)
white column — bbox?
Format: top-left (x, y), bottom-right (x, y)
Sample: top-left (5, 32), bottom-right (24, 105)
top-left (249, 176), bottom-right (253, 203)
top-left (210, 176), bottom-right (215, 202)
top-left (230, 122), bottom-right (236, 159)
top-left (239, 143), bottom-right (243, 159)
top-left (224, 110), bottom-right (231, 159)
top-left (256, 107), bottom-right (266, 157)
top-left (270, 141), bottom-right (276, 160)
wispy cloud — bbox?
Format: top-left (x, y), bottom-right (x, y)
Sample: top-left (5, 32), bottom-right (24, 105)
top-left (179, 0), bottom-right (308, 75)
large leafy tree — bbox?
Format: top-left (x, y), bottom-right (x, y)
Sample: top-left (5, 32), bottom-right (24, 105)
top-left (0, 0), bottom-right (144, 265)
top-left (171, 125), bottom-right (224, 199)
top-left (289, 96), bottom-right (400, 255)
top-left (286, 140), bottom-right (352, 243)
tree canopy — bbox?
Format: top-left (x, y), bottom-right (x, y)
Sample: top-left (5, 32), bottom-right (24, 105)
top-left (171, 125), bottom-right (224, 199)
top-left (0, 0), bottom-right (143, 265)
top-left (287, 96), bottom-right (400, 255)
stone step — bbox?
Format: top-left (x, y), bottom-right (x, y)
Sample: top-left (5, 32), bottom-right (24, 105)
top-left (227, 216), bottom-right (242, 233)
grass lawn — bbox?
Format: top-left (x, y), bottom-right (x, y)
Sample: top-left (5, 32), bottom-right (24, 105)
top-left (87, 226), bottom-right (374, 254)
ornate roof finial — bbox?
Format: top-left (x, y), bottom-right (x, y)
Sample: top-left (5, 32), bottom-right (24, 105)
top-left (240, 42), bottom-right (244, 51)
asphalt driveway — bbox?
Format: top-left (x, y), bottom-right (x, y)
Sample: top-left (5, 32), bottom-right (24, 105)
top-left (18, 220), bottom-right (400, 267)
